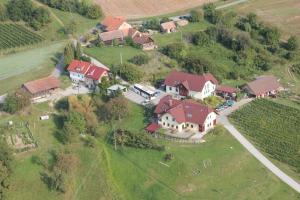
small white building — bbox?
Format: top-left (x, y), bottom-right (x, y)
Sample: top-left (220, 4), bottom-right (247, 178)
top-left (107, 84), bottom-right (127, 96)
top-left (154, 95), bottom-right (216, 133)
top-left (164, 71), bottom-right (218, 100)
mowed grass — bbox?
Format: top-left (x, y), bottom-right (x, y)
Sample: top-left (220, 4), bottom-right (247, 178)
top-left (104, 131), bottom-right (299, 199)
top-left (232, 0), bottom-right (300, 38)
top-left (84, 46), bottom-right (142, 66)
top-left (230, 99), bottom-right (300, 182)
top-left (0, 41), bottom-right (65, 94)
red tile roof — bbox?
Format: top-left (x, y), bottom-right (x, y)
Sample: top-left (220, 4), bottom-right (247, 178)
top-left (133, 34), bottom-right (154, 45)
top-left (216, 85), bottom-right (238, 94)
top-left (99, 30), bottom-right (124, 42)
top-left (145, 123), bottom-right (161, 133)
top-left (101, 16), bottom-right (126, 31)
top-left (23, 76), bottom-right (59, 95)
top-left (67, 60), bottom-right (91, 74)
top-left (155, 95), bottom-right (214, 126)
top-left (85, 65), bottom-right (108, 81)
top-left (164, 71), bottom-right (219, 92)
top-left (246, 76), bottom-right (281, 96)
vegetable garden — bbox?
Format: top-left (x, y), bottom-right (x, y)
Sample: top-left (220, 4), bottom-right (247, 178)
top-left (0, 23), bottom-right (44, 50)
top-left (230, 99), bottom-right (300, 172)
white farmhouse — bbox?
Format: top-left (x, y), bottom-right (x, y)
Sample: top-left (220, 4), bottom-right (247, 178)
top-left (154, 95), bottom-right (217, 133)
top-left (164, 71), bottom-right (218, 100)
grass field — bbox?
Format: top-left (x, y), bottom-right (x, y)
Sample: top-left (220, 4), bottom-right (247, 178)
top-left (232, 0), bottom-right (300, 38)
top-left (0, 23), bottom-right (44, 51)
top-left (230, 99), bottom-right (300, 182)
top-left (0, 41), bottom-right (65, 94)
top-left (0, 98), bottom-right (299, 199)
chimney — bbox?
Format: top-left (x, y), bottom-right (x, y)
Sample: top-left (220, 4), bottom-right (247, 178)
top-left (169, 99), bottom-right (173, 107)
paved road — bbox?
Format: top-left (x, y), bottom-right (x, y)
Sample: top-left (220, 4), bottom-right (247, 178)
top-left (218, 99), bottom-right (300, 193)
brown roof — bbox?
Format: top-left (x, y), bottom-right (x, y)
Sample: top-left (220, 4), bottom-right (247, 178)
top-left (245, 76), bottom-right (281, 95)
top-left (99, 30), bottom-right (124, 42)
top-left (132, 34), bottom-right (154, 45)
top-left (23, 76), bottom-right (59, 95)
top-left (161, 21), bottom-right (176, 30)
top-left (216, 85), bottom-right (238, 94)
top-left (155, 95), bottom-right (214, 126)
top-left (164, 71), bottom-right (219, 92)
top-left (101, 16), bottom-right (126, 31)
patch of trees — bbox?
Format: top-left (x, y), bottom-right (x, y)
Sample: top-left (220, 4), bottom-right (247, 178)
top-left (203, 3), bottom-right (223, 24)
top-left (189, 9), bottom-right (203, 22)
top-left (1, 90), bottom-right (30, 114)
top-left (4, 0), bottom-right (51, 30)
top-left (40, 150), bottom-right (78, 193)
top-left (38, 0), bottom-right (102, 19)
top-left (99, 96), bottom-right (129, 121)
top-left (0, 139), bottom-right (13, 199)
top-left (161, 42), bottom-right (188, 61)
top-left (129, 54), bottom-right (150, 65)
top-left (112, 129), bottom-right (165, 151)
top-left (63, 42), bottom-right (90, 67)
top-left (111, 63), bottom-right (143, 83)
top-left (142, 18), bottom-right (160, 31)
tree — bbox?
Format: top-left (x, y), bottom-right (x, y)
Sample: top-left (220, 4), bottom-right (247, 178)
top-left (62, 111), bottom-right (86, 143)
top-left (63, 43), bottom-right (74, 67)
top-left (85, 6), bottom-right (102, 19)
top-left (2, 90), bottom-right (30, 114)
top-left (286, 36), bottom-right (299, 51)
top-left (112, 63), bottom-right (143, 83)
top-left (0, 4), bottom-right (7, 21)
top-left (74, 42), bottom-right (81, 59)
top-left (143, 18), bottom-right (160, 30)
top-left (203, 3), bottom-right (222, 24)
top-left (191, 31), bottom-right (212, 46)
top-left (101, 96), bottom-right (129, 121)
top-left (234, 33), bottom-right (251, 52)
top-left (65, 20), bottom-right (77, 34)
top-left (129, 54), bottom-right (150, 65)
top-left (161, 42), bottom-right (187, 61)
top-left (189, 9), bottom-right (203, 22)
top-left (260, 26), bottom-right (280, 45)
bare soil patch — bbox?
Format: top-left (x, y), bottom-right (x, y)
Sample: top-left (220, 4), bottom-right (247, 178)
top-left (94, 0), bottom-right (215, 19)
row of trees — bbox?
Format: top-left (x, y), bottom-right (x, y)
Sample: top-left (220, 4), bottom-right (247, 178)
top-left (1, 0), bottom-right (51, 30)
top-left (38, 0), bottom-right (102, 19)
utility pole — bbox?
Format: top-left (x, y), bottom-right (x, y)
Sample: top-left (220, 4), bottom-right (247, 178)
top-left (120, 53), bottom-right (123, 65)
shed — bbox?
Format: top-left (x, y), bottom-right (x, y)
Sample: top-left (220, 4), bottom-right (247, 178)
top-left (107, 84), bottom-right (127, 95)
top-left (145, 123), bottom-right (161, 133)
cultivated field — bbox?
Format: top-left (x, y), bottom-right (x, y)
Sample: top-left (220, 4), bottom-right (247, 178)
top-left (230, 99), bottom-right (300, 180)
top-left (233, 0), bottom-right (300, 38)
top-left (0, 23), bottom-right (44, 51)
top-left (94, 0), bottom-right (215, 19)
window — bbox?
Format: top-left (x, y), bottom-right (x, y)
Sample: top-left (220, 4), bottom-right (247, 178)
top-left (191, 125), bottom-right (194, 128)
top-left (171, 125), bottom-right (174, 128)
top-left (172, 118), bottom-right (175, 121)
top-left (182, 125), bottom-right (184, 129)
top-left (176, 126), bottom-right (178, 129)
top-left (167, 123), bottom-right (169, 127)
top-left (176, 88), bottom-right (178, 92)
top-left (166, 116), bottom-right (168, 120)
top-left (169, 87), bottom-right (172, 90)
top-left (186, 124), bottom-right (189, 127)
top-left (163, 122), bottom-right (165, 125)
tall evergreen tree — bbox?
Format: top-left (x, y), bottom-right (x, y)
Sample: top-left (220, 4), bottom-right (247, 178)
top-left (63, 43), bottom-right (74, 67)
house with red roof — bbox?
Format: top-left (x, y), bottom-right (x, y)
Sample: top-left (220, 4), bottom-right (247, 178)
top-left (164, 71), bottom-right (219, 100)
top-left (101, 16), bottom-right (132, 32)
top-left (155, 95), bottom-right (216, 133)
top-left (67, 60), bottom-right (108, 88)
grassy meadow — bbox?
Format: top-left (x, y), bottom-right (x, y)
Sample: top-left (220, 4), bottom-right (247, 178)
top-left (1, 98), bottom-right (299, 199)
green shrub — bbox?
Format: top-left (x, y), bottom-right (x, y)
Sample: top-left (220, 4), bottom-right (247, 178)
top-left (129, 54), bottom-right (150, 65)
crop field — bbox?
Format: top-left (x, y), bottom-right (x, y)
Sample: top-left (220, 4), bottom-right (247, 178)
top-left (232, 0), bottom-right (300, 38)
top-left (94, 0), bottom-right (215, 19)
top-left (230, 99), bottom-right (300, 174)
top-left (0, 23), bottom-right (44, 50)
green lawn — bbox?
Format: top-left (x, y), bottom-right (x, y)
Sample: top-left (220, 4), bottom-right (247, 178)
top-left (84, 46), bottom-right (143, 66)
top-left (1, 99), bottom-right (299, 199)
top-left (0, 41), bottom-right (65, 94)
top-left (230, 99), bottom-right (300, 183)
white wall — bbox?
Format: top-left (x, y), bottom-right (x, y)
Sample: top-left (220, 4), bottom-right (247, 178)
top-left (158, 113), bottom-right (199, 132)
top-left (70, 72), bottom-right (85, 82)
top-left (203, 112), bottom-right (217, 132)
top-left (166, 86), bottom-right (179, 95)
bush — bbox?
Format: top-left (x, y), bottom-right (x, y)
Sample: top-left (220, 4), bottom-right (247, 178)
top-left (291, 63), bottom-right (300, 76)
top-left (143, 18), bottom-right (160, 30)
top-left (203, 3), bottom-right (222, 24)
top-left (189, 9), bottom-right (203, 22)
top-left (129, 54), bottom-right (150, 65)
top-left (286, 36), bottom-right (299, 51)
top-left (86, 6), bottom-right (102, 19)
top-left (161, 42), bottom-right (187, 61)
top-left (191, 31), bottom-right (212, 46)
top-left (2, 90), bottom-right (30, 114)
top-left (113, 129), bottom-right (165, 151)
top-left (112, 63), bottom-right (143, 83)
